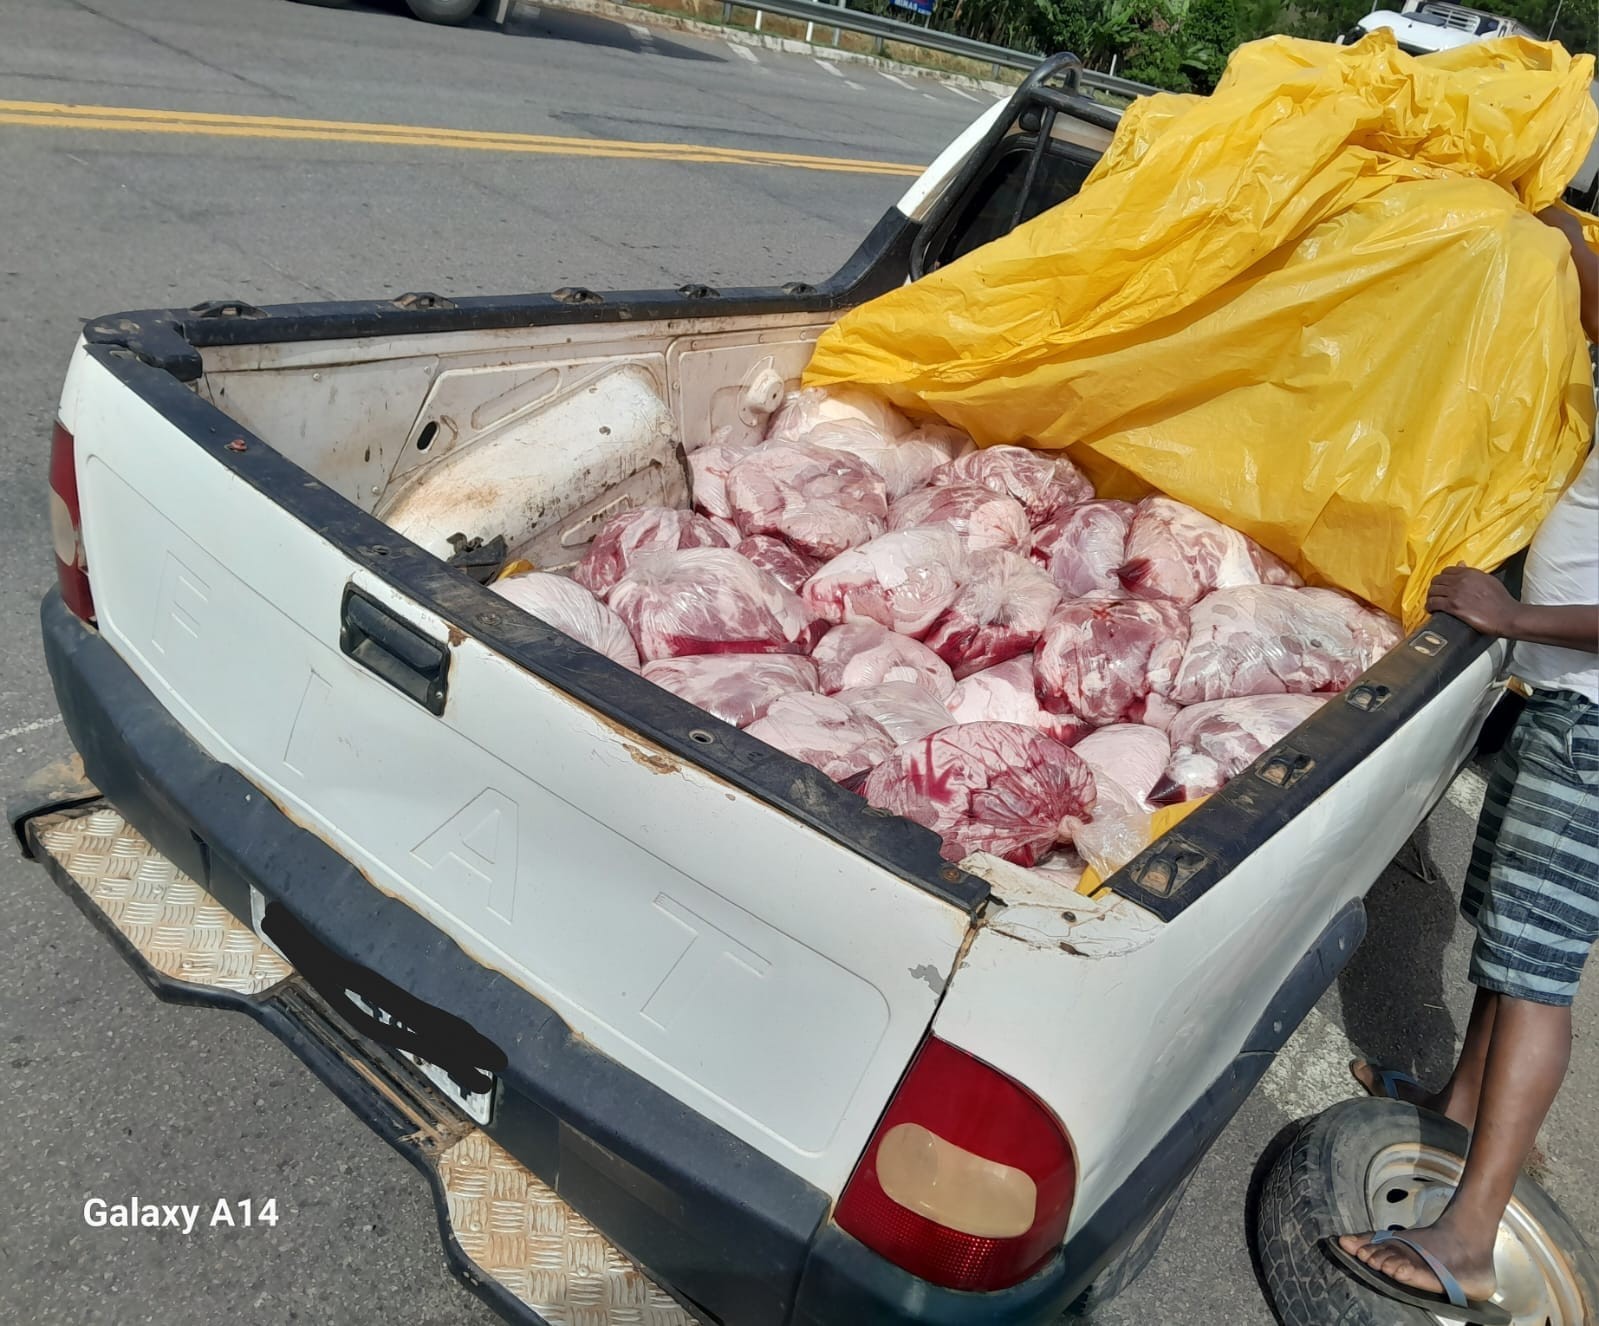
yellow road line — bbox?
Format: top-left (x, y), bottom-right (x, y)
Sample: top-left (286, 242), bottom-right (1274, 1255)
top-left (0, 98), bottom-right (924, 177)
top-left (0, 97), bottom-right (899, 167)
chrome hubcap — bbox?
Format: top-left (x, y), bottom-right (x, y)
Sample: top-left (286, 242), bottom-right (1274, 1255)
top-left (1363, 1143), bottom-right (1584, 1326)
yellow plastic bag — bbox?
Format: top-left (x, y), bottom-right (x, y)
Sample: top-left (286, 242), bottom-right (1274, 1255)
top-left (805, 33), bottom-right (1598, 626)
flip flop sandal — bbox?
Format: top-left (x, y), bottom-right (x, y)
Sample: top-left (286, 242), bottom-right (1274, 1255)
top-left (1351, 1061), bottom-right (1423, 1102)
top-left (1324, 1232), bottom-right (1511, 1325)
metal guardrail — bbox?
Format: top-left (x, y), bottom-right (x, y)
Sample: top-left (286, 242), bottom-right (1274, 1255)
top-left (1082, 68), bottom-right (1162, 99)
top-left (723, 0), bottom-right (1040, 69)
top-left (713, 0), bottom-right (1158, 93)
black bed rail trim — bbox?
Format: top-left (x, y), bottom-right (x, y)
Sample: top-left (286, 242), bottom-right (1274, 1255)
top-left (393, 290), bottom-right (456, 311)
top-left (83, 315), bottom-right (203, 382)
top-left (190, 297), bottom-right (267, 320)
top-left (1106, 613), bottom-right (1498, 922)
top-left (90, 295), bottom-right (1491, 925)
top-left (81, 206), bottom-right (919, 380)
top-left (70, 50), bottom-right (1476, 925)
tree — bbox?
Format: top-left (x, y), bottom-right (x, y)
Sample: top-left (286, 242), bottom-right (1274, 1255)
top-left (1099, 0), bottom-right (1193, 89)
top-left (1122, 26), bottom-right (1192, 87)
top-left (1023, 0), bottom-right (1104, 61)
top-left (1182, 0), bottom-right (1242, 88)
top-left (933, 0), bottom-right (1593, 90)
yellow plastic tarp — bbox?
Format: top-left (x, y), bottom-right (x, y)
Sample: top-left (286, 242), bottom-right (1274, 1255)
top-left (805, 33), bottom-right (1599, 626)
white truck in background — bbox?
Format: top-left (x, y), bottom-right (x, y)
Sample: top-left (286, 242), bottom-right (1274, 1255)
top-left (14, 51), bottom-right (1586, 1326)
top-left (1339, 0), bottom-right (1599, 208)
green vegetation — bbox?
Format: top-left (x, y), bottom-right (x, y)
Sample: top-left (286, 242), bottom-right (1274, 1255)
top-left (852, 0), bottom-right (1597, 92)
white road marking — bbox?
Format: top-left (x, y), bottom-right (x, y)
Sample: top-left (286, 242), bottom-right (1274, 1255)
top-left (814, 58), bottom-right (845, 77)
top-left (1, 714), bottom-right (62, 742)
top-left (922, 92), bottom-right (938, 101)
top-left (727, 41), bottom-right (758, 61)
top-left (1445, 765), bottom-right (1488, 820)
top-left (877, 70), bottom-right (912, 89)
top-left (626, 21), bottom-right (653, 40)
top-left (843, 80), bottom-right (864, 91)
top-left (1259, 1007), bottom-right (1360, 1119)
top-left (945, 84), bottom-right (980, 102)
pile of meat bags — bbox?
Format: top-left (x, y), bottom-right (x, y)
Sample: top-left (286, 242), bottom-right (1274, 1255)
top-left (495, 387), bottom-right (1401, 885)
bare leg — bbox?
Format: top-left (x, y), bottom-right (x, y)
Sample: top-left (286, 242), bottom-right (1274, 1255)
top-left (1340, 995), bottom-right (1572, 1302)
top-left (1431, 987), bottom-right (1499, 1129)
top-left (1350, 988), bottom-right (1497, 1127)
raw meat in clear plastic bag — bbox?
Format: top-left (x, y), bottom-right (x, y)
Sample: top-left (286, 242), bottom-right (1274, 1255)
top-left (906, 421), bottom-right (977, 460)
top-left (744, 693), bottom-right (896, 783)
top-left (1068, 777), bottom-right (1152, 880)
top-left (574, 506), bottom-right (736, 597)
top-left (491, 571), bottom-right (640, 670)
top-left (944, 655), bottom-right (1088, 745)
top-left (835, 681), bottom-right (956, 745)
top-left (908, 425), bottom-right (978, 454)
top-left (641, 654), bottom-right (819, 728)
top-left (764, 385), bottom-right (911, 445)
top-left (1071, 724), bottom-right (1172, 807)
top-left (886, 482), bottom-right (1030, 553)
top-left (862, 722), bottom-right (1097, 866)
top-left (799, 418), bottom-right (966, 500)
top-left (1153, 694), bottom-right (1326, 802)
top-left (1035, 599), bottom-right (1190, 725)
top-left (928, 445), bottom-right (1093, 525)
top-left (737, 535), bottom-right (822, 593)
top-left (802, 528), bottom-right (967, 638)
top-left (609, 548), bottom-right (824, 662)
top-left (1030, 500), bottom-right (1136, 597)
top-left (1172, 585), bottom-right (1402, 704)
top-left (1129, 693), bottom-right (1184, 731)
top-left (811, 623), bottom-right (955, 698)
top-left (1117, 497), bottom-right (1300, 607)
top-left (687, 431), bottom-right (758, 520)
top-left (922, 549), bottom-right (1062, 679)
top-left (726, 441), bottom-right (888, 560)
top-left (1343, 597), bottom-right (1408, 661)
top-left (1063, 725), bottom-right (1172, 878)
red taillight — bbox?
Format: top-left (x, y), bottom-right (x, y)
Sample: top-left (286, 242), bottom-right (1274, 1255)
top-left (50, 421), bottom-right (95, 622)
top-left (834, 1036), bottom-right (1075, 1292)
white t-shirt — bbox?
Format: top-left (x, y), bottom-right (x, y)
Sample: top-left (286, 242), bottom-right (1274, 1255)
top-left (1514, 449), bottom-right (1599, 703)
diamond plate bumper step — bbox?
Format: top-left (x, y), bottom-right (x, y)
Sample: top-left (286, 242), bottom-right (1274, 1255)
top-left (17, 800), bottom-right (699, 1326)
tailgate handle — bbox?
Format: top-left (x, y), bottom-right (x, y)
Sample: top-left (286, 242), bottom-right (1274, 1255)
top-left (340, 586), bottom-right (449, 715)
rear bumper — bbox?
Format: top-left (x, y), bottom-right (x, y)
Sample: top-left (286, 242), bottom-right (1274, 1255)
top-left (15, 592), bottom-right (1091, 1326)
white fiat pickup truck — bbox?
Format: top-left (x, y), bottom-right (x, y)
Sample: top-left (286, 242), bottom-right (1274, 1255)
top-left (10, 54), bottom-right (1513, 1326)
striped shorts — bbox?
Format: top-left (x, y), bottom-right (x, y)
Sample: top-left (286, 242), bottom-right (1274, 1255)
top-left (1462, 688), bottom-right (1599, 1007)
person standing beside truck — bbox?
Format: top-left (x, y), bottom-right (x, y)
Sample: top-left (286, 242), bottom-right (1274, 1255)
top-left (1331, 205), bottom-right (1599, 1323)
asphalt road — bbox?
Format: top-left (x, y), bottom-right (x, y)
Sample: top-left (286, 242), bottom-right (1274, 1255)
top-left (1, 2), bottom-right (1594, 1324)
